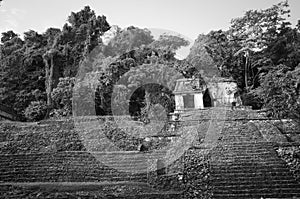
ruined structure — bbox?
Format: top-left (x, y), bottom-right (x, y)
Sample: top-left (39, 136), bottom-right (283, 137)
top-left (173, 77), bottom-right (240, 112)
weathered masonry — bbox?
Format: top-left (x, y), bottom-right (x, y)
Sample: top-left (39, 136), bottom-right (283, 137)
top-left (173, 77), bottom-right (240, 112)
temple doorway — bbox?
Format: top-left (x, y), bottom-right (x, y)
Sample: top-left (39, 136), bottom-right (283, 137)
top-left (183, 94), bottom-right (195, 109)
top-left (203, 89), bottom-right (212, 107)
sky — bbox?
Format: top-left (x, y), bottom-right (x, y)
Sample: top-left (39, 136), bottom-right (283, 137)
top-left (0, 0), bottom-right (300, 42)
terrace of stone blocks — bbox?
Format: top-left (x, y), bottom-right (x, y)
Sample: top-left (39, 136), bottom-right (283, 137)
top-left (0, 107), bottom-right (300, 198)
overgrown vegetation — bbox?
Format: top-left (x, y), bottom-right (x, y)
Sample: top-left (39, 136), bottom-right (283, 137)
top-left (276, 146), bottom-right (300, 181)
top-left (190, 1), bottom-right (300, 118)
top-left (183, 149), bottom-right (211, 199)
top-left (0, 120), bottom-right (85, 154)
top-left (1, 2), bottom-right (299, 122)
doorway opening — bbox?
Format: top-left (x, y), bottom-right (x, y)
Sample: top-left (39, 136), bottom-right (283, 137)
top-left (183, 94), bottom-right (195, 109)
top-left (203, 89), bottom-right (212, 107)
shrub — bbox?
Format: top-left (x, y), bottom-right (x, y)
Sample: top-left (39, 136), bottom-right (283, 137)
top-left (240, 91), bottom-right (263, 110)
top-left (276, 146), bottom-right (300, 181)
top-left (256, 65), bottom-right (300, 119)
top-left (24, 100), bottom-right (47, 121)
top-left (103, 120), bottom-right (143, 150)
top-left (13, 89), bottom-right (46, 120)
top-left (183, 149), bottom-right (211, 199)
top-left (51, 77), bottom-right (75, 117)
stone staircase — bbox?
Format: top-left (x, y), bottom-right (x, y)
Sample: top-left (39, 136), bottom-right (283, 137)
top-left (0, 120), bottom-right (182, 198)
top-left (209, 120), bottom-right (300, 198)
top-left (1, 109), bottom-right (299, 198)
top-left (0, 152), bottom-right (148, 183)
top-left (0, 150), bottom-right (182, 198)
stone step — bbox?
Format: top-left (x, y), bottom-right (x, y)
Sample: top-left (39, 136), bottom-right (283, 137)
top-left (213, 145), bottom-right (275, 150)
top-left (0, 165), bottom-right (149, 174)
top-left (215, 141), bottom-right (273, 146)
top-left (218, 138), bottom-right (264, 142)
top-left (212, 182), bottom-right (300, 190)
top-left (0, 176), bottom-right (148, 182)
top-left (210, 174), bottom-right (296, 182)
top-left (0, 167), bottom-right (148, 175)
top-left (211, 161), bottom-right (285, 167)
top-left (212, 147), bottom-right (274, 152)
top-left (0, 169), bottom-right (148, 175)
top-left (210, 172), bottom-right (296, 181)
top-left (210, 155), bottom-right (280, 161)
top-left (210, 157), bottom-right (279, 162)
top-left (0, 160), bottom-right (148, 165)
top-left (212, 192), bottom-right (300, 199)
top-left (211, 179), bottom-right (298, 187)
top-left (212, 187), bottom-right (300, 195)
top-left (210, 167), bottom-right (290, 174)
top-left (211, 161), bottom-right (284, 166)
top-left (0, 164), bottom-right (148, 172)
top-left (0, 153), bottom-right (164, 161)
top-left (206, 117), bottom-right (299, 198)
top-left (211, 148), bottom-right (276, 154)
top-left (0, 159), bottom-right (148, 165)
top-left (0, 176), bottom-right (147, 183)
top-left (0, 172), bottom-right (148, 180)
top-left (211, 168), bottom-right (292, 175)
top-left (212, 148), bottom-right (275, 153)
top-left (210, 150), bottom-right (276, 156)
top-left (0, 182), bottom-right (183, 199)
top-left (0, 151), bottom-right (152, 183)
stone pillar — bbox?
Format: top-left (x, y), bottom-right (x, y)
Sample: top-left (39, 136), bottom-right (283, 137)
top-left (157, 159), bottom-right (166, 176)
top-left (175, 95), bottom-right (184, 110)
top-left (194, 93), bottom-right (204, 109)
top-left (228, 93), bottom-right (235, 104)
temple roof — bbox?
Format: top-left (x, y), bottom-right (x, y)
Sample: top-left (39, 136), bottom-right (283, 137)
top-left (206, 76), bottom-right (236, 83)
top-left (173, 77), bottom-right (237, 95)
top-left (173, 78), bottom-right (204, 94)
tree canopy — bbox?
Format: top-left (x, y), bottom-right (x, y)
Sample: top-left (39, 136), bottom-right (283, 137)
top-left (0, 1), bottom-right (299, 122)
top-left (198, 1), bottom-right (300, 118)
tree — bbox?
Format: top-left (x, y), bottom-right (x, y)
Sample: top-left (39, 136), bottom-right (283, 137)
top-left (91, 42), bottom-right (192, 117)
top-left (201, 1), bottom-right (293, 91)
top-left (230, 1), bottom-right (291, 49)
top-left (114, 63), bottom-right (180, 116)
top-left (0, 6), bottom-right (110, 120)
top-left (150, 34), bottom-right (190, 52)
top-left (0, 30), bottom-right (47, 119)
top-left (229, 1), bottom-right (291, 90)
top-left (186, 33), bottom-right (220, 78)
top-left (51, 77), bottom-right (75, 117)
top-left (256, 64), bottom-right (300, 120)
top-left (103, 26), bottom-right (154, 57)
top-left (0, 31), bottom-right (25, 116)
top-left (42, 6), bottom-right (110, 116)
top-left (1, 31), bottom-right (18, 43)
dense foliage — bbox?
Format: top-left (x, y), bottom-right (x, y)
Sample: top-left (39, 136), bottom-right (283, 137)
top-left (0, 6), bottom-right (110, 120)
top-left (0, 1), bottom-right (299, 122)
top-left (277, 146), bottom-right (300, 181)
top-left (0, 6), bottom-right (195, 121)
top-left (183, 149), bottom-right (211, 199)
top-left (189, 1), bottom-right (300, 119)
top-left (0, 120), bottom-right (84, 154)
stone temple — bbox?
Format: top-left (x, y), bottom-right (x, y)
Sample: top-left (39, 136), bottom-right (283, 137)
top-left (173, 77), bottom-right (240, 112)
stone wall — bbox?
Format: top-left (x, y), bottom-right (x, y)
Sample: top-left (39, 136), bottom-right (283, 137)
top-left (206, 81), bottom-right (238, 106)
top-left (174, 79), bottom-right (239, 111)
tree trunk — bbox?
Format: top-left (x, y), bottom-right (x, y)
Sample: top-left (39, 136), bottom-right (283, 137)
top-left (144, 90), bottom-right (151, 113)
top-left (141, 89), bottom-right (151, 124)
top-left (245, 52), bottom-right (249, 91)
top-left (43, 51), bottom-right (61, 118)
